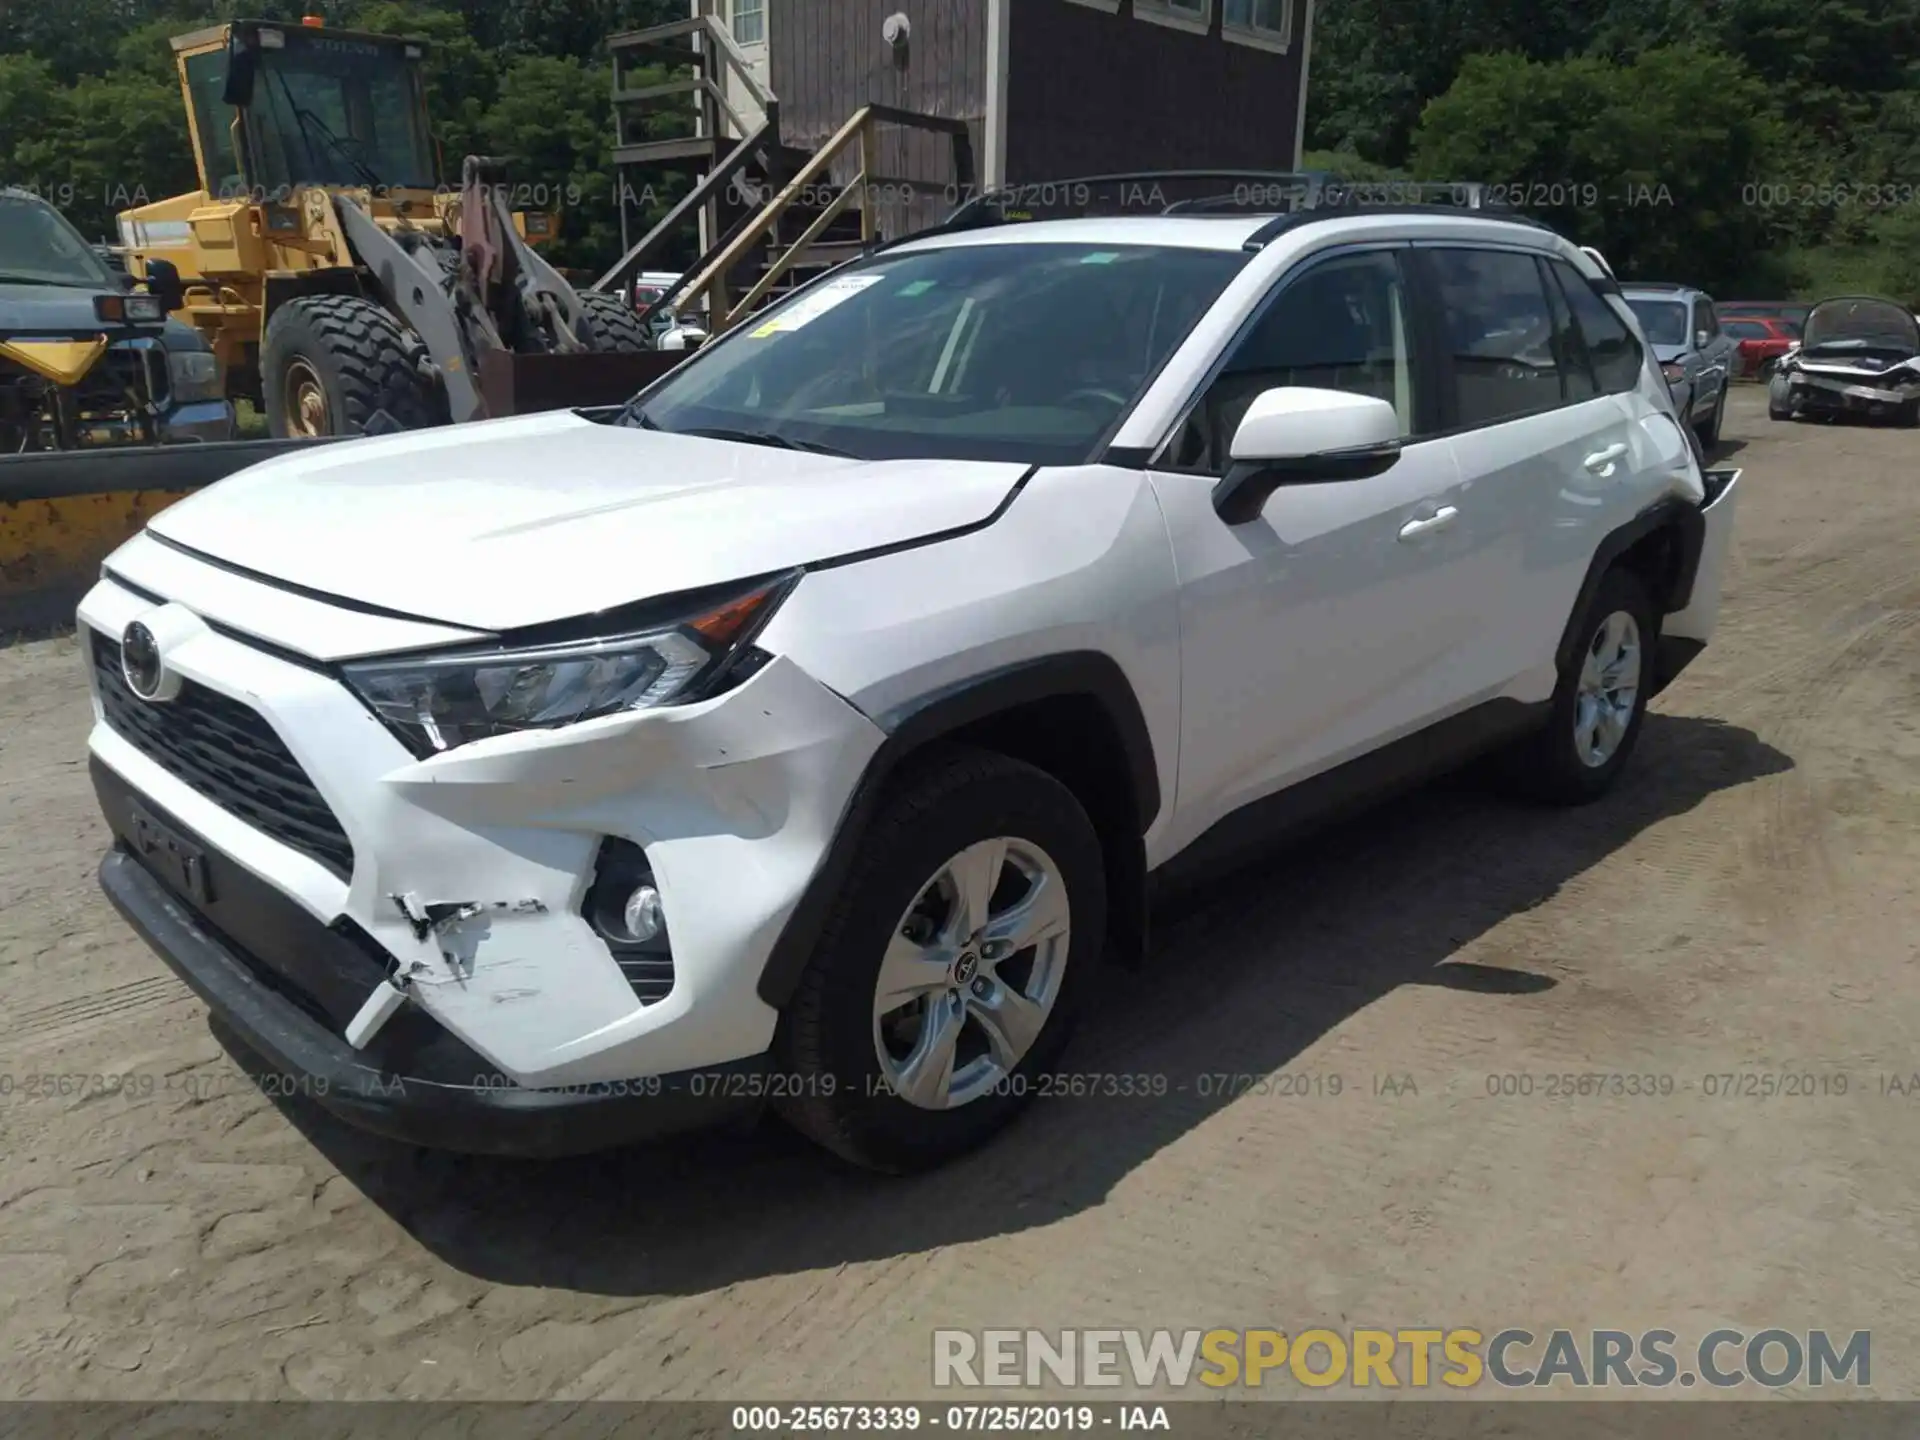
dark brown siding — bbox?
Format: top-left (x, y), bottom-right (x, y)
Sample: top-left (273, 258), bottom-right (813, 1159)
top-left (769, 0), bottom-right (988, 234)
top-left (1006, 0), bottom-right (1307, 182)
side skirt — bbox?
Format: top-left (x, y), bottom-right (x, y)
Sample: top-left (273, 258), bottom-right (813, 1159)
top-left (1149, 697), bottom-right (1549, 903)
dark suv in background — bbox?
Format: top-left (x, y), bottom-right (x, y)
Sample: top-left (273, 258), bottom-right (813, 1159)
top-left (1622, 282), bottom-right (1741, 449)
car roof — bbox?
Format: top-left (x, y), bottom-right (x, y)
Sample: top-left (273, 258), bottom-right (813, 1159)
top-left (1621, 283), bottom-right (1701, 298)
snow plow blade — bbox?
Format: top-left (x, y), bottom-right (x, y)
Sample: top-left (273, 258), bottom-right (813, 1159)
top-left (1, 438), bottom-right (340, 640)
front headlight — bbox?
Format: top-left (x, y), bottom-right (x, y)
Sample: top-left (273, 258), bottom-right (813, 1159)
top-left (166, 349), bottom-right (223, 403)
top-left (341, 576), bottom-right (792, 756)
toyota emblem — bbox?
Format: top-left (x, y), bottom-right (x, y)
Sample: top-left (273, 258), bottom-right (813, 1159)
top-left (121, 620), bottom-right (165, 700)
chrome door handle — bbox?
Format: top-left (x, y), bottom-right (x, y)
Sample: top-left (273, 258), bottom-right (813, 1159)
top-left (1584, 443), bottom-right (1629, 473)
top-left (1398, 506), bottom-right (1459, 542)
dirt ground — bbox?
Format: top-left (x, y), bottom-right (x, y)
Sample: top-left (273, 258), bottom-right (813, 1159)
top-left (2, 387), bottom-right (1918, 1402)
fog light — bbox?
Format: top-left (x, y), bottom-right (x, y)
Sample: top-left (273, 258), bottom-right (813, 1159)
top-left (585, 840), bottom-right (677, 1004)
top-left (622, 884), bottom-right (663, 945)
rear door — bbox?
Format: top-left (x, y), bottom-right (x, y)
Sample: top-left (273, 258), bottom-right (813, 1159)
top-left (1415, 245), bottom-right (1654, 697)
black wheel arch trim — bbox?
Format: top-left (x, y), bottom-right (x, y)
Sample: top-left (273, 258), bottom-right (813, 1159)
top-left (755, 650), bottom-right (1162, 1009)
top-left (1554, 494), bottom-right (1707, 678)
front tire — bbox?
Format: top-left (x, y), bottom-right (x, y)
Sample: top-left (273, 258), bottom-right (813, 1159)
top-left (1767, 370), bottom-right (1795, 421)
top-left (775, 748), bottom-right (1107, 1173)
top-left (1497, 568), bottom-right (1658, 806)
top-left (576, 290), bottom-right (655, 353)
top-left (262, 295), bottom-right (443, 438)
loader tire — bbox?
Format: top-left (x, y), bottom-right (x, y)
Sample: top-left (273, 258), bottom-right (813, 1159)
top-left (263, 295), bottom-right (444, 439)
top-left (576, 290), bottom-right (655, 353)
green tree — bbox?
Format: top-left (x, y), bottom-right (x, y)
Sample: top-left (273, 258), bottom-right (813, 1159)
top-left (1411, 46), bottom-right (1783, 291)
top-left (479, 53), bottom-right (620, 269)
top-left (0, 56), bottom-right (73, 196)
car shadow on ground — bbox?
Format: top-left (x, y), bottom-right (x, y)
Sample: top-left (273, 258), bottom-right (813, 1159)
top-left (249, 711), bottom-right (1791, 1296)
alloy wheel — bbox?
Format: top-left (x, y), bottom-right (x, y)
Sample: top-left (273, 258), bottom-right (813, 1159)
top-left (1574, 610), bottom-right (1642, 768)
top-left (872, 837), bottom-right (1071, 1110)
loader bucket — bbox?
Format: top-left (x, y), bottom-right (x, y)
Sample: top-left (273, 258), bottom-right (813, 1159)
top-left (475, 349), bottom-right (692, 418)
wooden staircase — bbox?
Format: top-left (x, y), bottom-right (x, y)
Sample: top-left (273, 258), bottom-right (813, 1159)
top-left (594, 13), bottom-right (974, 339)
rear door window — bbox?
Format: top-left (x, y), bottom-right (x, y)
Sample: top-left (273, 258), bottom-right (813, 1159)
top-left (1424, 247), bottom-right (1567, 429)
top-left (1550, 262), bottom-right (1644, 396)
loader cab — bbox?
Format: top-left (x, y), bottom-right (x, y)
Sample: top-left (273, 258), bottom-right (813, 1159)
top-left (173, 20), bottom-right (439, 205)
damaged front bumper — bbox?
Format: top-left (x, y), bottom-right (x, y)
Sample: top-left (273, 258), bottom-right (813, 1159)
top-left (95, 817), bottom-right (768, 1156)
top-left (1786, 365), bottom-right (1920, 415)
top-left (77, 553), bottom-right (887, 1156)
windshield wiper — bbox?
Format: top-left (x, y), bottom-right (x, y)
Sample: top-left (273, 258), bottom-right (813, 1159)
top-left (268, 69), bottom-right (384, 190)
top-left (680, 426), bottom-right (857, 458)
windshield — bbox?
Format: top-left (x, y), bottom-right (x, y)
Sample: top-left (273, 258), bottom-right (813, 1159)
top-left (247, 32), bottom-right (436, 192)
top-left (630, 242), bottom-right (1250, 465)
top-left (1626, 298), bottom-right (1690, 348)
top-left (1804, 299), bottom-right (1919, 352)
top-left (0, 194), bottom-right (117, 288)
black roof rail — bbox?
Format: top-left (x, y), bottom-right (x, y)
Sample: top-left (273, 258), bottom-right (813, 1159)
top-left (862, 172), bottom-right (1561, 259)
top-left (1240, 200), bottom-right (1558, 251)
top-left (928, 169), bottom-right (1340, 234)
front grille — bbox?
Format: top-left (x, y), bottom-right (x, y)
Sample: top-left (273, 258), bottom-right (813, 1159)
top-left (90, 630), bottom-right (355, 881)
top-left (79, 343), bottom-right (164, 410)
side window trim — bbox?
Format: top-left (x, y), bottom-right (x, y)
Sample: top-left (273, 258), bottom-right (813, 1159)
top-left (1148, 242), bottom-right (1428, 472)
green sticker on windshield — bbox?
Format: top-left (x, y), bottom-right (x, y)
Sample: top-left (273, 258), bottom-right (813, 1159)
top-left (897, 280), bottom-right (937, 296)
top-left (1080, 251), bottom-right (1121, 264)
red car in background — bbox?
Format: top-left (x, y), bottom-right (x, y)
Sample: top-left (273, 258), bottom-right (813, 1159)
top-left (1722, 301), bottom-right (1810, 329)
top-left (1723, 315), bottom-right (1802, 377)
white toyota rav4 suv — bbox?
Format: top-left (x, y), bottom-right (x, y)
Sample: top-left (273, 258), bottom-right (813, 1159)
top-left (79, 195), bottom-right (1740, 1172)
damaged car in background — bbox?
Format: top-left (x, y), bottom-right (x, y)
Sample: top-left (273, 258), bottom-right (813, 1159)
top-left (1768, 295), bottom-right (1920, 427)
top-left (1, 189), bottom-right (233, 451)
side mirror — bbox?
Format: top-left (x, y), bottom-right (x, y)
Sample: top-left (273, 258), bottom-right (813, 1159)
top-left (1695, 329), bottom-right (1711, 349)
top-left (143, 257), bottom-right (186, 312)
top-left (1212, 388), bottom-right (1403, 525)
top-left (222, 32), bottom-right (258, 107)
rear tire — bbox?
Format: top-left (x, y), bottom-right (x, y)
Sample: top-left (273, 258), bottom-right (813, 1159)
top-left (262, 295), bottom-right (443, 438)
top-left (1495, 568), bottom-right (1658, 806)
top-left (774, 747), bottom-right (1107, 1174)
top-left (575, 290), bottom-right (655, 353)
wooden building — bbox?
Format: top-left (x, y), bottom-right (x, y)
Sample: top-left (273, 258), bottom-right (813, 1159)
top-left (688, 0), bottom-right (1315, 187)
top-left (602, 1), bottom-right (1314, 317)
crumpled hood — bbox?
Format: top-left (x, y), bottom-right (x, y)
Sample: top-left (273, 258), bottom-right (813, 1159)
top-left (1651, 343), bottom-right (1689, 365)
top-left (144, 410), bottom-right (1032, 631)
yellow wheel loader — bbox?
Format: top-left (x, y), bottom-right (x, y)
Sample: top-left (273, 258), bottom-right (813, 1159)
top-left (116, 17), bottom-right (654, 439)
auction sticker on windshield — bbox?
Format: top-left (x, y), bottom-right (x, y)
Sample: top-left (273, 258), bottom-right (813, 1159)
top-left (750, 275), bottom-right (883, 337)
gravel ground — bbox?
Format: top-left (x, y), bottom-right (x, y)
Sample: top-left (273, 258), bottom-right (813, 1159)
top-left (2, 388), bottom-right (1917, 1401)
